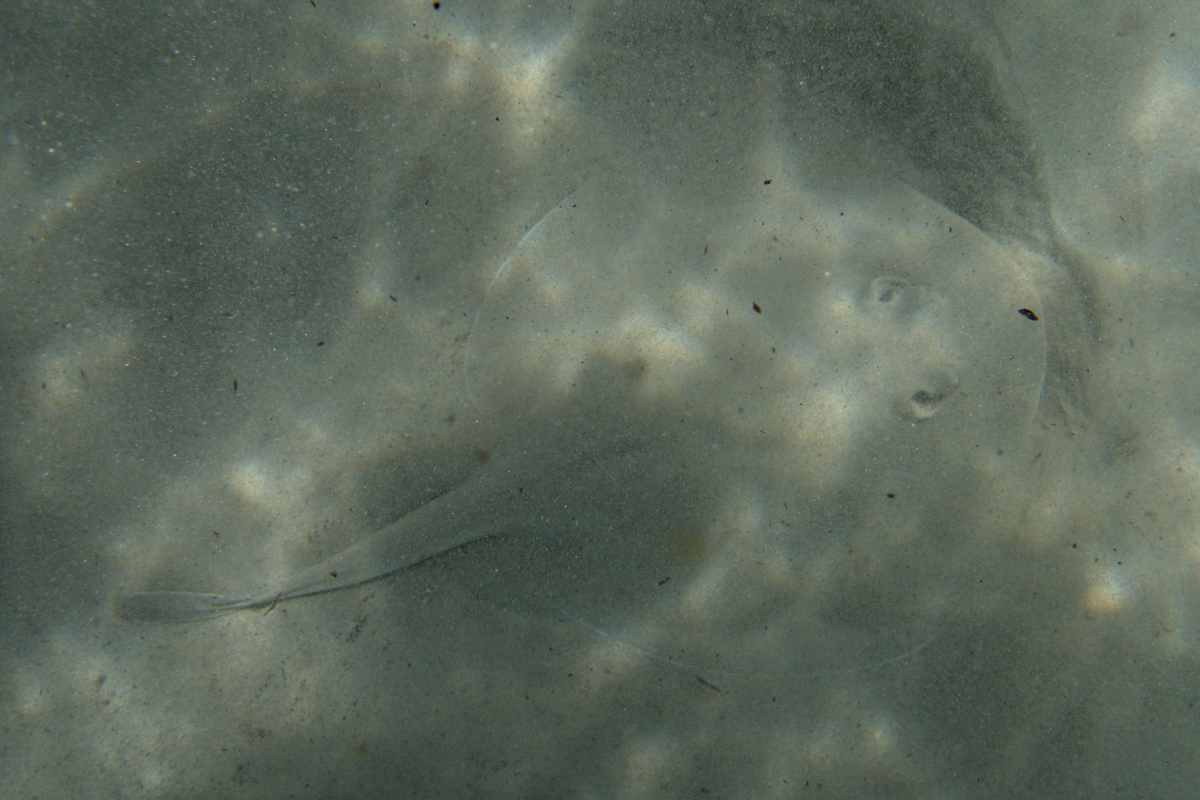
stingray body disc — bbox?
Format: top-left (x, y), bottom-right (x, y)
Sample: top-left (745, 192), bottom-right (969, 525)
top-left (467, 170), bottom-right (1046, 451)
top-left (461, 168), bottom-right (1046, 678)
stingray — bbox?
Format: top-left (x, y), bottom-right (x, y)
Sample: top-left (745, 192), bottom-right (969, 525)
top-left (120, 166), bottom-right (1046, 676)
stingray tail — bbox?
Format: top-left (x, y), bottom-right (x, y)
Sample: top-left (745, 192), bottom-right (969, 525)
top-left (118, 591), bottom-right (265, 624)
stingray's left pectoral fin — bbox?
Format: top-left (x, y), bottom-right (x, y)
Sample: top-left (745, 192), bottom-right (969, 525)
top-left (118, 591), bottom-right (258, 624)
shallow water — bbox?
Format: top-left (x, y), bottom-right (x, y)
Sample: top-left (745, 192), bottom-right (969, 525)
top-left (3, 1), bottom-right (1199, 797)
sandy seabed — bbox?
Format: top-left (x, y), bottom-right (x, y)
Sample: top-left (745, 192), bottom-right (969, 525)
top-left (2, 1), bottom-right (1198, 798)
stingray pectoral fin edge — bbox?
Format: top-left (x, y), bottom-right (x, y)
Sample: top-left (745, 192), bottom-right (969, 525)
top-left (119, 591), bottom-right (262, 624)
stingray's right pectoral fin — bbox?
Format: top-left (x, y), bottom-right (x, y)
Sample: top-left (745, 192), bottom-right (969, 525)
top-left (118, 591), bottom-right (261, 624)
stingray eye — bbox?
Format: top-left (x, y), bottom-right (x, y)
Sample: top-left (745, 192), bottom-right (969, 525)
top-left (863, 276), bottom-right (925, 318)
top-left (898, 371), bottom-right (960, 420)
top-left (908, 388), bottom-right (946, 418)
top-left (872, 279), bottom-right (903, 303)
